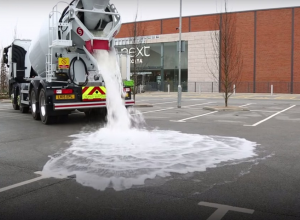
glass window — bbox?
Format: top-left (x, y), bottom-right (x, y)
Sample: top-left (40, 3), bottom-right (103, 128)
top-left (115, 41), bottom-right (188, 91)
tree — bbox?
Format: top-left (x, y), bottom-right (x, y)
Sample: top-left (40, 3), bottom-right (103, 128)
top-left (124, 6), bottom-right (149, 100)
top-left (0, 47), bottom-right (8, 94)
top-left (206, 0), bottom-right (243, 107)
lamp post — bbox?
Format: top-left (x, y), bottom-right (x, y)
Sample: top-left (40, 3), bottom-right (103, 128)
top-left (177, 0), bottom-right (182, 108)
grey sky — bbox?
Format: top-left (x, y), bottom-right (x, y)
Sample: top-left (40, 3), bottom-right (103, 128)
top-left (0, 0), bottom-right (299, 47)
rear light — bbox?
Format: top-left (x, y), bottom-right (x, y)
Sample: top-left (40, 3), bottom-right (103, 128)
top-left (54, 89), bottom-right (73, 94)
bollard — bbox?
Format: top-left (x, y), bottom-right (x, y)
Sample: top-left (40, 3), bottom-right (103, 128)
top-left (271, 85), bottom-right (273, 96)
top-left (168, 84), bottom-right (170, 93)
top-left (140, 85), bottom-right (142, 94)
top-left (233, 84), bottom-right (236, 95)
top-left (199, 85), bottom-right (201, 94)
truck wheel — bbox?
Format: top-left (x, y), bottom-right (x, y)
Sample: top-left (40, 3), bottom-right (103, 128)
top-left (18, 94), bottom-right (29, 113)
top-left (39, 88), bottom-right (53, 124)
top-left (12, 88), bottom-right (19, 110)
top-left (30, 90), bottom-right (40, 120)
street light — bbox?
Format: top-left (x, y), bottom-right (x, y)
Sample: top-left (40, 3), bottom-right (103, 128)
top-left (177, 0), bottom-right (182, 108)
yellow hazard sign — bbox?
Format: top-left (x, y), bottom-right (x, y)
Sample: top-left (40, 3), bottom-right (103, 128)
top-left (82, 86), bottom-right (107, 101)
top-left (58, 57), bottom-right (70, 69)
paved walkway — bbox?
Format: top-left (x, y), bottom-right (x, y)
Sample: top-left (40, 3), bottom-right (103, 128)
top-left (137, 92), bottom-right (300, 100)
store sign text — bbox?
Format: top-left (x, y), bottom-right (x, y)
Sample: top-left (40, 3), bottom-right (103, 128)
top-left (121, 46), bottom-right (150, 64)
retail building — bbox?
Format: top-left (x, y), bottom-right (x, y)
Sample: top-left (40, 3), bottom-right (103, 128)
top-left (115, 6), bottom-right (300, 93)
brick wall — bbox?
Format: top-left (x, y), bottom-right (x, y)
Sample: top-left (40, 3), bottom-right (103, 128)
top-left (190, 15), bottom-right (219, 32)
top-left (294, 8), bottom-right (300, 94)
top-left (143, 20), bottom-right (162, 36)
top-left (256, 9), bottom-right (292, 93)
top-left (235, 12), bottom-right (255, 93)
top-left (116, 23), bottom-right (132, 38)
top-left (162, 17), bottom-right (189, 34)
top-left (116, 20), bottom-right (162, 38)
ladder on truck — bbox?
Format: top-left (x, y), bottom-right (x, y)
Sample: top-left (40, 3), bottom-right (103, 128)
top-left (46, 2), bottom-right (73, 82)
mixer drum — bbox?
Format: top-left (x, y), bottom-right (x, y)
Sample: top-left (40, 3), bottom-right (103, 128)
top-left (28, 18), bottom-right (49, 76)
top-left (82, 0), bottom-right (110, 30)
top-left (28, 0), bottom-right (112, 76)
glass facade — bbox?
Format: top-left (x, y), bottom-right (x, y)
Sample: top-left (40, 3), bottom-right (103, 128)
top-left (115, 41), bottom-right (188, 92)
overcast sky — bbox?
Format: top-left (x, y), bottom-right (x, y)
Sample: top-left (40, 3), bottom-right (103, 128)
top-left (0, 0), bottom-right (299, 47)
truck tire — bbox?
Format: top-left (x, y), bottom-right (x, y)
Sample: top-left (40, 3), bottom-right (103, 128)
top-left (30, 89), bottom-right (40, 120)
top-left (18, 94), bottom-right (29, 113)
top-left (39, 88), bottom-right (53, 124)
top-left (12, 88), bottom-right (19, 110)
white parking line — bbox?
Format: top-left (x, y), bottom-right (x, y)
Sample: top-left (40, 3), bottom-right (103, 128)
top-left (239, 103), bottom-right (254, 107)
top-left (244, 105), bottom-right (296, 127)
top-left (138, 98), bottom-right (171, 102)
top-left (132, 102), bottom-right (215, 115)
top-left (199, 201), bottom-right (254, 220)
top-left (182, 102), bottom-right (215, 108)
top-left (152, 101), bottom-right (178, 105)
top-left (134, 107), bottom-right (175, 115)
top-left (0, 176), bottom-right (46, 193)
top-left (175, 111), bottom-right (218, 122)
top-left (250, 110), bottom-right (277, 113)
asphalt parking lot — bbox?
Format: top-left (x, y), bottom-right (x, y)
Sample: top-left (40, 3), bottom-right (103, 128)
top-left (0, 94), bottom-right (300, 220)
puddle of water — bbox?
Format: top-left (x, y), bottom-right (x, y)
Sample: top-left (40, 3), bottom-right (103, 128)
top-left (42, 50), bottom-right (258, 191)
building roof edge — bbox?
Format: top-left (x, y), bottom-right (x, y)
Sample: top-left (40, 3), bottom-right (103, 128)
top-left (122, 5), bottom-right (300, 24)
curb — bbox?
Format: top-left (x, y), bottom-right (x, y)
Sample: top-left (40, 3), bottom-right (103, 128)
top-left (203, 106), bottom-right (249, 111)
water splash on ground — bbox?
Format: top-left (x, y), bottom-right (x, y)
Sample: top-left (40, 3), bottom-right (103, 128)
top-left (42, 50), bottom-right (258, 191)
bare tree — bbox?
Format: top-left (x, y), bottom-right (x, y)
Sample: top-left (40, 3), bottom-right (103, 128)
top-left (124, 6), bottom-right (150, 100)
top-left (0, 47), bottom-right (8, 95)
top-left (206, 0), bottom-right (243, 107)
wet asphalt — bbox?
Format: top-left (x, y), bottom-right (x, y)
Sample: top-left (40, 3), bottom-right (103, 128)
top-left (0, 95), bottom-right (300, 220)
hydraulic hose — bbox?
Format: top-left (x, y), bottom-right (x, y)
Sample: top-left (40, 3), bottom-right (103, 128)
top-left (58, 0), bottom-right (76, 39)
top-left (59, 0), bottom-right (76, 23)
top-left (68, 57), bottom-right (89, 87)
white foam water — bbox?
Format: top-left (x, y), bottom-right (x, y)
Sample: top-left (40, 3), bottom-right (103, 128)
top-left (42, 50), bottom-right (258, 191)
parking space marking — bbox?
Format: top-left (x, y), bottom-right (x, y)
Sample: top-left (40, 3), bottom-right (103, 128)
top-left (152, 101), bottom-right (178, 105)
top-left (182, 102), bottom-right (215, 108)
top-left (138, 98), bottom-right (172, 102)
top-left (133, 107), bottom-right (175, 115)
top-left (132, 102), bottom-right (215, 116)
top-left (244, 105), bottom-right (296, 127)
top-left (175, 111), bottom-right (218, 122)
top-left (0, 176), bottom-right (46, 193)
top-left (199, 201), bottom-right (254, 220)
top-left (250, 110), bottom-right (277, 113)
top-left (239, 103), bottom-right (254, 107)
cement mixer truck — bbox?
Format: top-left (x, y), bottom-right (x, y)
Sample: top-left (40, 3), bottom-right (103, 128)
top-left (2, 0), bottom-right (134, 124)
